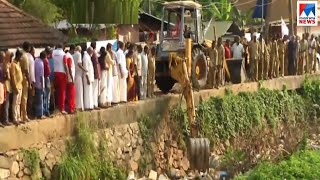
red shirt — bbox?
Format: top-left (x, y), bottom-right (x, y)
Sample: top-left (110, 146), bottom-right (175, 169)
top-left (224, 44), bottom-right (231, 59)
top-left (43, 58), bottom-right (50, 78)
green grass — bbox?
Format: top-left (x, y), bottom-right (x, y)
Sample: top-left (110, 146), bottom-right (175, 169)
top-left (54, 113), bottom-right (126, 180)
top-left (23, 149), bottom-right (40, 179)
top-left (235, 150), bottom-right (320, 180)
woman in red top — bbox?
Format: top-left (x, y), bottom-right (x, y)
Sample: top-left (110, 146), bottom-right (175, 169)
top-left (224, 39), bottom-right (231, 59)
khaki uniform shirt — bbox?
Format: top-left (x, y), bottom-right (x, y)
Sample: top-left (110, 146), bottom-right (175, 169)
top-left (10, 60), bottom-right (23, 91)
top-left (259, 39), bottom-right (265, 55)
top-left (20, 50), bottom-right (29, 80)
top-left (217, 45), bottom-right (225, 66)
top-left (208, 48), bottom-right (218, 67)
top-left (265, 43), bottom-right (271, 59)
top-left (249, 41), bottom-right (260, 60)
top-left (148, 54), bottom-right (155, 74)
top-left (299, 39), bottom-right (308, 52)
top-left (278, 40), bottom-right (285, 55)
top-left (271, 40), bottom-right (279, 57)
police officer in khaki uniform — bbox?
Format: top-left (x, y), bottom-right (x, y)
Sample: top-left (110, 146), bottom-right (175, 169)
top-left (264, 38), bottom-right (271, 79)
top-left (217, 37), bottom-right (225, 87)
top-left (248, 35), bottom-right (260, 81)
top-left (259, 36), bottom-right (266, 80)
top-left (207, 40), bottom-right (218, 88)
top-left (299, 34), bottom-right (308, 75)
top-left (147, 46), bottom-right (156, 98)
top-left (20, 42), bottom-right (31, 123)
top-left (296, 36), bottom-right (301, 75)
top-left (283, 35), bottom-right (289, 76)
top-left (278, 37), bottom-right (285, 77)
top-left (309, 34), bottom-right (317, 73)
top-left (270, 36), bottom-right (279, 78)
top-left (315, 36), bottom-right (320, 72)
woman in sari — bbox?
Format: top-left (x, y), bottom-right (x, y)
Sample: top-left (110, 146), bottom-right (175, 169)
top-left (126, 50), bottom-right (138, 101)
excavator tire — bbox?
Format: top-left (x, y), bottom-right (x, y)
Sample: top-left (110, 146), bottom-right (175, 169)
top-left (188, 138), bottom-right (210, 171)
top-left (155, 76), bottom-right (176, 94)
top-left (191, 47), bottom-right (208, 90)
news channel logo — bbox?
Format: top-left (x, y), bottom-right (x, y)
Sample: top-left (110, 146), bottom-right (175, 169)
top-left (297, 1), bottom-right (318, 26)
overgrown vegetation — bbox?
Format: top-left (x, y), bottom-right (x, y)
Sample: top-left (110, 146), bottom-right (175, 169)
top-left (302, 78), bottom-right (320, 104)
top-left (197, 88), bottom-right (310, 145)
top-left (137, 115), bottom-right (159, 175)
top-left (236, 150), bottom-right (320, 179)
top-left (23, 149), bottom-right (40, 179)
top-left (166, 79), bottom-right (320, 177)
top-left (54, 113), bottom-right (126, 180)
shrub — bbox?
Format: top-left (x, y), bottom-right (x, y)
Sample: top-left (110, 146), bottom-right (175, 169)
top-left (55, 113), bottom-right (126, 180)
top-left (196, 89), bottom-right (308, 145)
top-left (236, 150), bottom-right (320, 179)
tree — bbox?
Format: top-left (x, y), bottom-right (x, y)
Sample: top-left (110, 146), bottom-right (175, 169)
top-left (52, 0), bottom-right (141, 24)
top-left (9, 0), bottom-right (61, 24)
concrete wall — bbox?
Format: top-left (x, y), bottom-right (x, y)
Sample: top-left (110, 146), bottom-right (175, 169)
top-left (0, 74), bottom-right (319, 153)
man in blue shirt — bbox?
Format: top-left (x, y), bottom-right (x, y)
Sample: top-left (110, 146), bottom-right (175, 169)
top-left (46, 47), bottom-right (55, 113)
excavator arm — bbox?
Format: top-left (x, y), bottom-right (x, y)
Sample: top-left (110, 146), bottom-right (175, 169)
top-left (168, 51), bottom-right (210, 171)
top-left (169, 52), bottom-right (198, 137)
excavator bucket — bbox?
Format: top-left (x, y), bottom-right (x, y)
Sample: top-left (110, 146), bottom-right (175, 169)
top-left (187, 138), bottom-right (210, 171)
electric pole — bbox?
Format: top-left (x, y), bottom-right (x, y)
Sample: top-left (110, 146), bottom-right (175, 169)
top-left (288, 0), bottom-right (294, 35)
top-left (261, 0), bottom-right (264, 33)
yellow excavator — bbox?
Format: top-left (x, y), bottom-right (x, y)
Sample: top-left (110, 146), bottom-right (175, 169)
top-left (154, 1), bottom-right (214, 171)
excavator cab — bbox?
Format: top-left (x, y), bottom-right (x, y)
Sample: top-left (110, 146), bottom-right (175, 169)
top-left (155, 1), bottom-right (208, 93)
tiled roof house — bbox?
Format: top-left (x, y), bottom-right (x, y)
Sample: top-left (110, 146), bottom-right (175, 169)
top-left (0, 0), bottom-right (67, 49)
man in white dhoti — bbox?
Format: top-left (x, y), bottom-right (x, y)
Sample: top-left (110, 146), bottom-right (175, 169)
top-left (106, 43), bottom-right (115, 107)
top-left (83, 47), bottom-right (95, 110)
top-left (90, 42), bottom-right (101, 110)
top-left (98, 45), bottom-right (115, 107)
top-left (141, 45), bottom-right (149, 99)
top-left (70, 45), bottom-right (87, 111)
top-left (112, 47), bottom-right (120, 104)
top-left (116, 41), bottom-right (128, 103)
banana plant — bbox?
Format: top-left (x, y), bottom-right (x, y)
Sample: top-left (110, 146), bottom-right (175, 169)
top-left (210, 0), bottom-right (233, 21)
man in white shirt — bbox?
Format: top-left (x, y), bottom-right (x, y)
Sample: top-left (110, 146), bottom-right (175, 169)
top-left (141, 45), bottom-right (149, 99)
top-left (27, 47), bottom-right (35, 118)
top-left (116, 41), bottom-right (128, 103)
top-left (231, 36), bottom-right (244, 59)
top-left (52, 44), bottom-right (68, 114)
top-left (136, 45), bottom-right (142, 99)
top-left (83, 47), bottom-right (95, 110)
top-left (70, 45), bottom-right (87, 111)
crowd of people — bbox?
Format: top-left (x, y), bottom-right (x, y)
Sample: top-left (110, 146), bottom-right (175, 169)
top-left (0, 32), bottom-right (319, 127)
top-left (0, 41), bottom-right (156, 127)
top-left (205, 33), bottom-right (320, 88)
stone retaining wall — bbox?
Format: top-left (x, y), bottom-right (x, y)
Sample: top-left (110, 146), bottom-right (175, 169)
top-left (0, 123), bottom-right (142, 179)
top-left (1, 74), bottom-right (319, 153)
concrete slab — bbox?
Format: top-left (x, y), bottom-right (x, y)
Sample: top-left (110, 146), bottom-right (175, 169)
top-left (0, 74), bottom-right (319, 152)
